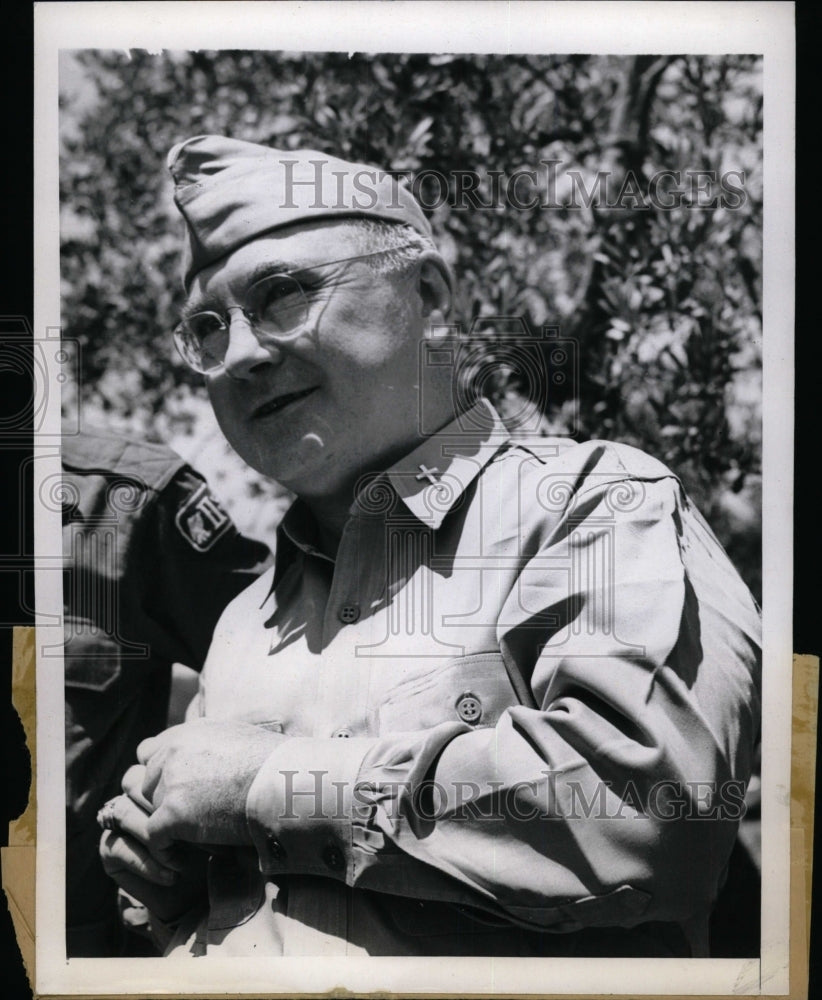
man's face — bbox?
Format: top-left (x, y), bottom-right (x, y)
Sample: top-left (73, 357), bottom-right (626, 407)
top-left (187, 222), bottom-right (431, 498)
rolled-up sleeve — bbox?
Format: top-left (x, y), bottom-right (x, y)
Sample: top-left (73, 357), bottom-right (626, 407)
top-left (246, 473), bottom-right (759, 933)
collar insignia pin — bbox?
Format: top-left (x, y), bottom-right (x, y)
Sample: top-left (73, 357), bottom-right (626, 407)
top-left (416, 464), bottom-right (448, 494)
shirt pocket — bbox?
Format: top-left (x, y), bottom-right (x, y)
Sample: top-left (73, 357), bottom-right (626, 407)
top-left (377, 651), bottom-right (520, 734)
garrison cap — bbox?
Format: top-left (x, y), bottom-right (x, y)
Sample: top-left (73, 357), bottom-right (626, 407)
top-left (167, 134), bottom-right (432, 288)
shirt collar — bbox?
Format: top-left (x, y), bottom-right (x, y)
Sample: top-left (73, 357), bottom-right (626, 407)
top-left (358, 398), bottom-right (510, 530)
top-left (263, 504), bottom-right (329, 605)
top-left (272, 398), bottom-right (511, 578)
top-left (278, 502), bottom-right (332, 563)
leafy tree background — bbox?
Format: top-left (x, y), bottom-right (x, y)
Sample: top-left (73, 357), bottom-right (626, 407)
top-left (59, 50), bottom-right (762, 599)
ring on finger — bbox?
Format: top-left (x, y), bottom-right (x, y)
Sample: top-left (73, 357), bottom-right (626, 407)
top-left (96, 796), bottom-right (123, 831)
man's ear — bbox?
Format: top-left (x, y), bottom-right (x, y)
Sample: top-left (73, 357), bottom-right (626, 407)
top-left (417, 254), bottom-right (454, 325)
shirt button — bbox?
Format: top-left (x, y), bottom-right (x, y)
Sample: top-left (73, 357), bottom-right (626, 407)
top-left (455, 692), bottom-right (483, 724)
top-left (266, 835), bottom-right (286, 862)
top-left (332, 727), bottom-right (354, 738)
top-left (338, 604), bottom-right (361, 624)
top-left (322, 844), bottom-right (345, 872)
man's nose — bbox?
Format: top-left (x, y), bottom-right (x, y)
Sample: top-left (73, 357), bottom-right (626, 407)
top-left (221, 309), bottom-right (283, 378)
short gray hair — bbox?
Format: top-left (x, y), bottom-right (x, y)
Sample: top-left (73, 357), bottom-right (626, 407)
top-left (343, 219), bottom-right (438, 275)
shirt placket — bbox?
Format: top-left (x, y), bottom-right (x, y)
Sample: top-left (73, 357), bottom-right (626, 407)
top-left (284, 512), bottom-right (387, 953)
top-left (310, 514), bottom-right (385, 735)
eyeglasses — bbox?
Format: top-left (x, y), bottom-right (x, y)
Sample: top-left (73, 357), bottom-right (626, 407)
top-left (173, 244), bottom-right (419, 374)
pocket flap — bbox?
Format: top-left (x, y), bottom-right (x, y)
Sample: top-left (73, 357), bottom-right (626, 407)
top-left (378, 651), bottom-right (519, 733)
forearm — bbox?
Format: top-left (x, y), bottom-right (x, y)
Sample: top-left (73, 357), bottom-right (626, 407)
top-left (245, 676), bottom-right (743, 931)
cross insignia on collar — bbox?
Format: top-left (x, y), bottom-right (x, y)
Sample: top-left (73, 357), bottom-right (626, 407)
top-left (416, 464), bottom-right (448, 493)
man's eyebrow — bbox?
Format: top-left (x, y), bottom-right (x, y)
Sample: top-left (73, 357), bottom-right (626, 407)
top-left (242, 255), bottom-right (348, 287)
top-left (244, 259), bottom-right (294, 285)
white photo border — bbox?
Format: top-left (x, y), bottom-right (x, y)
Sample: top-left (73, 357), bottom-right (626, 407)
top-left (33, 2), bottom-right (795, 995)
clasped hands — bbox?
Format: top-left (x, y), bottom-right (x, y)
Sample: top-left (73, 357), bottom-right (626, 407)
top-left (99, 719), bottom-right (284, 922)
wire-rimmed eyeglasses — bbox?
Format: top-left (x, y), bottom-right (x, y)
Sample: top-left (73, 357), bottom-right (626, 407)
top-left (173, 244), bottom-right (419, 374)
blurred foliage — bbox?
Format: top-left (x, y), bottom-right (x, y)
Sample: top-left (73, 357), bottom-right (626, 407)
top-left (59, 51), bottom-right (762, 597)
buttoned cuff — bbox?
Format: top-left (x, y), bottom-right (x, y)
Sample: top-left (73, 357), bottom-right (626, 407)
top-left (246, 736), bottom-right (377, 882)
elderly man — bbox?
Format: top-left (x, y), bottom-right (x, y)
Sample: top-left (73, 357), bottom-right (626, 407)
top-left (100, 135), bottom-right (761, 958)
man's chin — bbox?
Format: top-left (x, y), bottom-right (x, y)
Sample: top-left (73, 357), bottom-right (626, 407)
top-left (243, 434), bottom-right (332, 490)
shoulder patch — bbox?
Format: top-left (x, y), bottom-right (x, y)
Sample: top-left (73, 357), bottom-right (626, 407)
top-left (175, 483), bottom-right (233, 551)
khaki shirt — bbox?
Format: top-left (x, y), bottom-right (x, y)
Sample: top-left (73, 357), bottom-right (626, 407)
top-left (175, 401), bottom-right (761, 957)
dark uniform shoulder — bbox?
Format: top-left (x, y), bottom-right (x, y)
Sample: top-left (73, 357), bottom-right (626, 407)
top-left (62, 424), bottom-right (187, 494)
